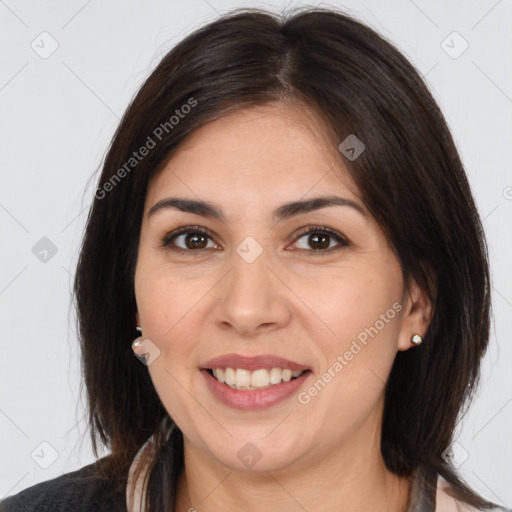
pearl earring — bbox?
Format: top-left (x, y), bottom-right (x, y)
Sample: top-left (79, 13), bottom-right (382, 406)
top-left (132, 326), bottom-right (143, 350)
top-left (411, 334), bottom-right (422, 346)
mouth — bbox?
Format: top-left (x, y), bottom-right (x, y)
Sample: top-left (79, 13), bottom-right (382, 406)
top-left (201, 366), bottom-right (312, 410)
top-left (199, 353), bottom-right (313, 409)
top-left (204, 367), bottom-right (311, 391)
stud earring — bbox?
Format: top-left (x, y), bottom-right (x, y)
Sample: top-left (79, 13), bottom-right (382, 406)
top-left (132, 326), bottom-right (143, 351)
top-left (411, 334), bottom-right (422, 346)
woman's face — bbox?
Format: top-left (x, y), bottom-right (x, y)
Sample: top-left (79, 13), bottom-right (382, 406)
top-left (134, 102), bottom-right (429, 473)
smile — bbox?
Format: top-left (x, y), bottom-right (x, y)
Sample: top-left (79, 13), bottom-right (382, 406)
top-left (201, 368), bottom-right (312, 410)
top-left (208, 367), bottom-right (305, 390)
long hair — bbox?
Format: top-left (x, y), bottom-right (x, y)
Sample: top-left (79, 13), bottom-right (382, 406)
top-left (73, 7), bottom-right (495, 511)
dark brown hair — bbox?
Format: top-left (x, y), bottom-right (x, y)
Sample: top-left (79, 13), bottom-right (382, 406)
top-left (73, 6), bottom-right (498, 511)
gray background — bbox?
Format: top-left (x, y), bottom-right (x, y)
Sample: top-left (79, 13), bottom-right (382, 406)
top-left (1, 0), bottom-right (511, 506)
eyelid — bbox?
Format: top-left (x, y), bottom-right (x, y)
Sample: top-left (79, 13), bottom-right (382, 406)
top-left (161, 225), bottom-right (219, 250)
top-left (160, 224), bottom-right (349, 253)
top-left (290, 224), bottom-right (350, 253)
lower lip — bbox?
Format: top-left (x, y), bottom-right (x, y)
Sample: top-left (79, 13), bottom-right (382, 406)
top-left (201, 370), bottom-right (311, 410)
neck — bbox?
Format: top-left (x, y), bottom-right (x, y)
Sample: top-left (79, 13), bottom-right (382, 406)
top-left (174, 425), bottom-right (411, 512)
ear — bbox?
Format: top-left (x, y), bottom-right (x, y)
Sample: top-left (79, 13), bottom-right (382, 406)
top-left (135, 312), bottom-right (140, 327)
top-left (397, 279), bottom-right (433, 351)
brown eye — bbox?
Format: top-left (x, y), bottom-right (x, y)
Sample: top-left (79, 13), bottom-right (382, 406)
top-left (308, 233), bottom-right (331, 250)
top-left (183, 232), bottom-right (208, 249)
top-left (161, 226), bottom-right (218, 252)
top-left (293, 226), bottom-right (349, 254)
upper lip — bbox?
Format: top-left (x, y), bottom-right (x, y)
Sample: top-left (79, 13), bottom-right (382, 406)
top-left (200, 353), bottom-right (311, 372)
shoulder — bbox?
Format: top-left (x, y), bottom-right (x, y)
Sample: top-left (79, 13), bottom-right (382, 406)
top-left (435, 478), bottom-right (511, 512)
top-left (0, 456), bottom-right (127, 512)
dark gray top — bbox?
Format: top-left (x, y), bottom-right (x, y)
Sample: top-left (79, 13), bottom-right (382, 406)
top-left (0, 456), bottom-right (509, 512)
top-left (0, 457), bottom-right (126, 512)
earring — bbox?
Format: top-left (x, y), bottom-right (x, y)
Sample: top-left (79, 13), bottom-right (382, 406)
top-left (411, 334), bottom-right (422, 346)
top-left (132, 326), bottom-right (143, 350)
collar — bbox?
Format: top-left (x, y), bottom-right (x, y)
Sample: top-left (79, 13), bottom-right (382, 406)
top-left (126, 419), bottom-right (173, 512)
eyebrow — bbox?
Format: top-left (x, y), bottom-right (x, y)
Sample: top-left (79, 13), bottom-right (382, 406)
top-left (147, 195), bottom-right (367, 222)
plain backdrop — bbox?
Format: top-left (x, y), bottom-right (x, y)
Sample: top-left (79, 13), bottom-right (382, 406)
top-left (1, 0), bottom-right (511, 506)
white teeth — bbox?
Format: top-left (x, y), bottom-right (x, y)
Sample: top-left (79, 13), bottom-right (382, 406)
top-left (251, 369), bottom-right (269, 387)
top-left (224, 367), bottom-right (235, 385)
top-left (269, 367), bottom-right (282, 384)
top-left (235, 369), bottom-right (251, 387)
top-left (210, 367), bottom-right (305, 390)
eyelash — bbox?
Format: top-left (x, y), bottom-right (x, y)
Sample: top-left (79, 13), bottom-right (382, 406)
top-left (161, 224), bottom-right (349, 256)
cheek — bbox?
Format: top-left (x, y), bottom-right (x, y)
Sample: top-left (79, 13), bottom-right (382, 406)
top-left (295, 263), bottom-right (403, 415)
top-left (134, 269), bottom-right (207, 420)
top-left (296, 273), bottom-right (402, 438)
top-left (299, 267), bottom-right (402, 349)
top-left (137, 282), bottom-right (206, 376)
top-left (135, 255), bottom-right (204, 341)
top-left (135, 271), bottom-right (207, 428)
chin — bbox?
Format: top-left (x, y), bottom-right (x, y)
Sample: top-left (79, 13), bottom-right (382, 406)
top-left (203, 434), bottom-right (306, 473)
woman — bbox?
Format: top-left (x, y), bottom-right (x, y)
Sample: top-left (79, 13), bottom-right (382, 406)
top-left (1, 6), bottom-right (509, 512)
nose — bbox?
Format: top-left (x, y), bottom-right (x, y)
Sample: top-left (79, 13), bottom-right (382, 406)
top-left (214, 250), bottom-right (292, 336)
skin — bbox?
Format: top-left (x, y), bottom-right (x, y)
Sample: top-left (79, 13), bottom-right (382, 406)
top-left (134, 101), bottom-right (433, 512)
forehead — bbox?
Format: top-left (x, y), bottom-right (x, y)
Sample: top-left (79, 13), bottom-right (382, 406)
top-left (145, 102), bottom-right (360, 209)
